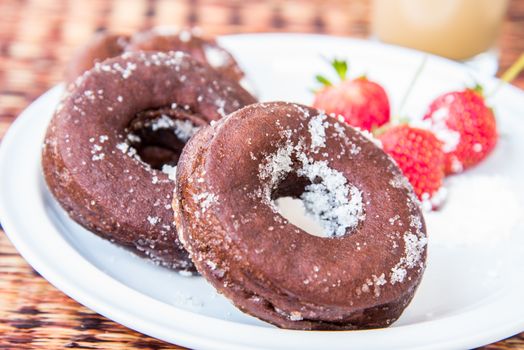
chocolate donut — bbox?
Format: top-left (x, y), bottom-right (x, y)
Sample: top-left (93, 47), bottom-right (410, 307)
top-left (43, 51), bottom-right (256, 272)
top-left (65, 32), bottom-right (129, 85)
top-left (174, 102), bottom-right (427, 329)
top-left (66, 28), bottom-right (245, 86)
top-left (127, 28), bottom-right (244, 84)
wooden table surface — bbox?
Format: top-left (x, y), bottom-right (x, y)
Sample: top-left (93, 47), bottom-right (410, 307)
top-left (1, 0), bottom-right (523, 349)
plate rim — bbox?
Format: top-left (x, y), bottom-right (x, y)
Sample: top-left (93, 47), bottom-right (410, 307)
top-left (1, 33), bottom-right (524, 350)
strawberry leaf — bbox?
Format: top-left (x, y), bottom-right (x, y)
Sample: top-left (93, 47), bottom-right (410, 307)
top-left (372, 123), bottom-right (390, 137)
top-left (471, 83), bottom-right (484, 96)
top-left (315, 74), bottom-right (332, 87)
top-left (331, 59), bottom-right (348, 80)
top-left (397, 116), bottom-right (411, 124)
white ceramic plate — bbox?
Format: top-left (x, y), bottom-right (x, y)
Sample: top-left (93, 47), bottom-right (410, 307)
top-left (1, 34), bottom-right (524, 350)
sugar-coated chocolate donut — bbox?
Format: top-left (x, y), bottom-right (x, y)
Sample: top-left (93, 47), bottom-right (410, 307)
top-left (174, 102), bottom-right (427, 328)
top-left (127, 28), bottom-right (245, 84)
top-left (65, 32), bottom-right (129, 85)
top-left (66, 28), bottom-right (245, 86)
top-left (43, 51), bottom-right (256, 272)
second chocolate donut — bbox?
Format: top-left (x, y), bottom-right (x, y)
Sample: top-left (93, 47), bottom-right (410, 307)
top-left (43, 51), bottom-right (256, 273)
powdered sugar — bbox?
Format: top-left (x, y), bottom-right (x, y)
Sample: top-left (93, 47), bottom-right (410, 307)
top-left (389, 215), bottom-right (401, 225)
top-left (215, 98), bottom-right (227, 118)
top-left (193, 192), bottom-right (218, 213)
top-left (253, 107), bottom-right (371, 237)
top-left (204, 45), bottom-right (230, 68)
top-left (113, 61), bottom-right (137, 79)
top-left (94, 52), bottom-right (185, 80)
top-left (258, 143), bottom-right (294, 193)
top-left (91, 153), bottom-right (105, 161)
top-left (357, 128), bottom-right (382, 148)
top-left (90, 143), bottom-right (105, 161)
top-left (425, 175), bottom-right (522, 245)
top-left (162, 164), bottom-right (177, 181)
top-left (116, 142), bottom-right (138, 159)
top-left (147, 216), bottom-right (160, 225)
top-left (420, 107), bottom-right (461, 153)
top-left (358, 273), bottom-right (388, 297)
top-left (289, 311), bottom-right (303, 321)
top-left (173, 119), bottom-right (200, 142)
top-left (116, 142), bottom-right (130, 154)
top-left (141, 114), bottom-right (199, 140)
top-left (171, 291), bottom-right (204, 309)
top-left (178, 29), bottom-right (192, 42)
top-left (390, 266), bottom-right (407, 284)
top-left (150, 114), bottom-right (175, 131)
top-left (390, 172), bottom-right (420, 206)
top-left (297, 158), bottom-right (365, 237)
top-left (117, 114), bottom-right (199, 175)
top-left (308, 113), bottom-right (328, 152)
top-left (127, 133), bottom-right (141, 143)
top-left (390, 232), bottom-right (427, 284)
top-left (420, 186), bottom-right (448, 212)
top-left (257, 136), bottom-right (365, 237)
top-left (387, 175), bottom-right (427, 283)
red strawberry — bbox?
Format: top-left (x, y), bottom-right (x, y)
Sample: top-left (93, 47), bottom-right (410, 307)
top-left (423, 88), bottom-right (498, 174)
top-left (378, 125), bottom-right (446, 210)
top-left (313, 59), bottom-right (390, 131)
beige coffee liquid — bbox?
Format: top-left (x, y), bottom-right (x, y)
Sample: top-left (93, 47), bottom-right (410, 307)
top-left (372, 0), bottom-right (508, 60)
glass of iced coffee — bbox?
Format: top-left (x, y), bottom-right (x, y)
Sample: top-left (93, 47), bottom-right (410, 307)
top-left (371, 0), bottom-right (509, 74)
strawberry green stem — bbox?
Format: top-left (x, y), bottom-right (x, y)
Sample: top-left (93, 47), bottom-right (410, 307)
top-left (331, 59), bottom-right (348, 80)
top-left (373, 58), bottom-right (427, 137)
top-left (396, 55), bottom-right (428, 121)
top-left (489, 52), bottom-right (524, 97)
top-left (501, 53), bottom-right (524, 84)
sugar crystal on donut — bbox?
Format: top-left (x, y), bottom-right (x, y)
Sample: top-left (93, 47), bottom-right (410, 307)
top-left (204, 45), bottom-right (231, 69)
top-left (173, 120), bottom-right (201, 142)
top-left (192, 192), bottom-right (219, 213)
top-left (308, 113), bottom-right (328, 152)
top-left (162, 164), bottom-right (177, 181)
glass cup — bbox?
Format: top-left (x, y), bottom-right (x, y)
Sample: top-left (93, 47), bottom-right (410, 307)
top-left (371, 0), bottom-right (509, 74)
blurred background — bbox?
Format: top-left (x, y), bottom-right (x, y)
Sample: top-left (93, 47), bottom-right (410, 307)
top-left (0, 0), bottom-right (523, 349)
top-left (0, 0), bottom-right (523, 138)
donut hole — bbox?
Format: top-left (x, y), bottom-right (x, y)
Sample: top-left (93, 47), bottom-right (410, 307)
top-left (267, 159), bottom-right (365, 239)
top-left (126, 107), bottom-right (202, 170)
top-left (130, 128), bottom-right (186, 169)
top-left (271, 173), bottom-right (326, 238)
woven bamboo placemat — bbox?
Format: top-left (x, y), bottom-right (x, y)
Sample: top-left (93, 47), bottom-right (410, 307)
top-left (1, 0), bottom-right (523, 348)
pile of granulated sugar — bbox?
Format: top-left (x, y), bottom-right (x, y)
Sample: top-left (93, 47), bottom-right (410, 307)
top-left (425, 174), bottom-right (522, 245)
top-left (257, 116), bottom-right (365, 238)
top-left (297, 156), bottom-right (365, 237)
top-left (261, 149), bottom-right (364, 238)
